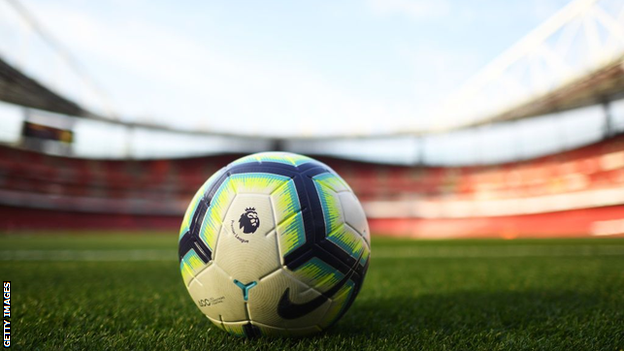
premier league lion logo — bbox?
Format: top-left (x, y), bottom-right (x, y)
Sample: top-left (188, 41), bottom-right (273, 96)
top-left (238, 207), bottom-right (260, 234)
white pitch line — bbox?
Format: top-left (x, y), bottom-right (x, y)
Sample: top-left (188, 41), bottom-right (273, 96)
top-left (0, 245), bottom-right (623, 261)
top-left (372, 245), bottom-right (624, 259)
top-left (0, 250), bottom-right (176, 261)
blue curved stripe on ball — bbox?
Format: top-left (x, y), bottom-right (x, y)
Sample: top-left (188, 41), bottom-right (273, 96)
top-left (178, 170), bottom-right (230, 263)
top-left (178, 227), bottom-right (212, 264)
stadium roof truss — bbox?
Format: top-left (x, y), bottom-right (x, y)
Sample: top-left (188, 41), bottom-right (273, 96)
top-left (431, 0), bottom-right (624, 133)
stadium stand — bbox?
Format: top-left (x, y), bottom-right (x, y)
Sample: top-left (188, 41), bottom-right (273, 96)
top-left (1, 133), bottom-right (623, 237)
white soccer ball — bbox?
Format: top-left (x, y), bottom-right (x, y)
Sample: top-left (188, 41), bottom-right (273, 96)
top-left (178, 152), bottom-right (370, 337)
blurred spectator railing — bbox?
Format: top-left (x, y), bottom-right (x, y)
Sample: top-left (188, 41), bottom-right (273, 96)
top-left (0, 134), bottom-right (623, 221)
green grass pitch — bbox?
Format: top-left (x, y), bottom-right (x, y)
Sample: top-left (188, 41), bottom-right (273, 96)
top-left (1, 233), bottom-right (623, 350)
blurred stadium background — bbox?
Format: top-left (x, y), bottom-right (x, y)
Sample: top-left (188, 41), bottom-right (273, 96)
top-left (1, 0), bottom-right (624, 239)
top-left (2, 1), bottom-right (624, 349)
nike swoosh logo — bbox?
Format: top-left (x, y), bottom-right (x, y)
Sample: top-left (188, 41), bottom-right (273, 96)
top-left (277, 267), bottom-right (356, 320)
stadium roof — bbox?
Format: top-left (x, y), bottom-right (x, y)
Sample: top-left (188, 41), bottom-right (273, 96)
top-left (0, 0), bottom-right (622, 140)
top-left (0, 55), bottom-right (96, 118)
top-left (428, 0), bottom-right (624, 133)
top-left (448, 57), bottom-right (624, 130)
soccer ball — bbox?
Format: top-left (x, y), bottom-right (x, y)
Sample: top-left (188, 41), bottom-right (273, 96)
top-left (178, 152), bottom-right (370, 337)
